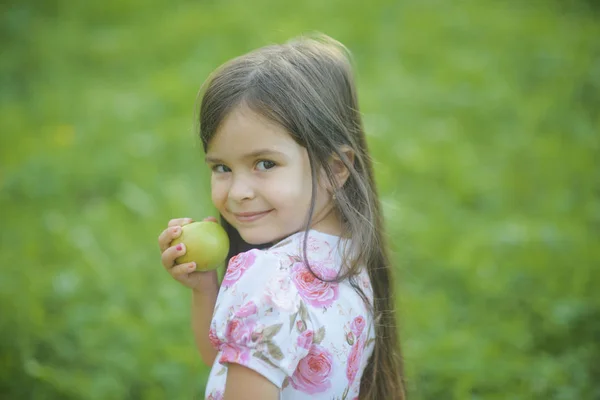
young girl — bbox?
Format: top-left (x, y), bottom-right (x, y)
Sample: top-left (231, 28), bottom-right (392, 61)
top-left (158, 34), bottom-right (406, 400)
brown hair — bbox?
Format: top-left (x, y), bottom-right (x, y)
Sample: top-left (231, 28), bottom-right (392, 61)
top-left (197, 33), bottom-right (406, 399)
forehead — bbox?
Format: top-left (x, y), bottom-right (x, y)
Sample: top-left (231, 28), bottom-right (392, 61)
top-left (207, 106), bottom-right (299, 157)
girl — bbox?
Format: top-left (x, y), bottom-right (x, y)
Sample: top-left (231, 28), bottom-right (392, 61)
top-left (158, 34), bottom-right (406, 400)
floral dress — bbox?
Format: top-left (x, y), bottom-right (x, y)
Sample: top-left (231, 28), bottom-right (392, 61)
top-left (204, 230), bottom-right (375, 400)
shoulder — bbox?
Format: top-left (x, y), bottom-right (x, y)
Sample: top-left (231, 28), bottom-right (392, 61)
top-left (271, 230), bottom-right (362, 307)
top-left (220, 248), bottom-right (282, 289)
top-left (216, 230), bottom-right (360, 312)
top-left (210, 241), bottom-right (318, 387)
top-left (269, 230), bottom-right (341, 261)
top-left (220, 230), bottom-right (338, 286)
top-left (216, 244), bottom-right (302, 316)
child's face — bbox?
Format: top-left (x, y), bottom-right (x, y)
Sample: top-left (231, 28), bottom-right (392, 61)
top-left (205, 106), bottom-right (338, 245)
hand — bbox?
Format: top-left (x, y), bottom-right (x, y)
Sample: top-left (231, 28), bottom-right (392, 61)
top-left (158, 217), bottom-right (220, 292)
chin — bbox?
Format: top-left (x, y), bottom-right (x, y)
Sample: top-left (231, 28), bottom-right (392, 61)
top-left (237, 228), bottom-right (274, 246)
top-left (239, 233), bottom-right (267, 245)
top-left (238, 227), bottom-right (293, 246)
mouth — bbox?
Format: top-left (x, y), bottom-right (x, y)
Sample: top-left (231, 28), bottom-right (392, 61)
top-left (232, 210), bottom-right (273, 223)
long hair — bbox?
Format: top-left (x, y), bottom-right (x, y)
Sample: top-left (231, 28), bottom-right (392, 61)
top-left (197, 33), bottom-right (406, 399)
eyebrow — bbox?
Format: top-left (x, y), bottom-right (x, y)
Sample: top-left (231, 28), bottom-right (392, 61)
top-left (205, 149), bottom-right (286, 164)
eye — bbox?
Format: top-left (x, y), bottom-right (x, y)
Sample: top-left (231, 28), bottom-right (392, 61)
top-left (211, 164), bottom-right (231, 173)
top-left (256, 160), bottom-right (276, 171)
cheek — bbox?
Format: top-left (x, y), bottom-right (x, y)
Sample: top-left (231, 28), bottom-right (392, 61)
top-left (211, 178), bottom-right (228, 205)
top-left (272, 170), bottom-right (312, 202)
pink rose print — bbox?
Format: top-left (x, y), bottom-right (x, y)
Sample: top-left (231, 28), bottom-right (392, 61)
top-left (346, 331), bottom-right (355, 346)
top-left (265, 275), bottom-right (297, 312)
top-left (306, 236), bottom-right (332, 259)
top-left (350, 316), bottom-right (366, 338)
top-left (235, 301), bottom-right (258, 318)
top-left (224, 316), bottom-right (257, 347)
top-left (222, 251), bottom-right (256, 287)
top-left (306, 236), bottom-right (322, 252)
top-left (292, 262), bottom-right (339, 308)
top-left (297, 329), bottom-right (314, 350)
top-left (219, 343), bottom-right (250, 365)
top-left (209, 326), bottom-right (221, 350)
top-left (290, 344), bottom-right (333, 394)
top-left (296, 320), bottom-right (307, 332)
top-left (207, 390), bottom-right (224, 400)
top-left (346, 339), bottom-right (364, 385)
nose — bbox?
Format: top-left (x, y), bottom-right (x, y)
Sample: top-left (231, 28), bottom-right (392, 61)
top-left (228, 173), bottom-right (255, 202)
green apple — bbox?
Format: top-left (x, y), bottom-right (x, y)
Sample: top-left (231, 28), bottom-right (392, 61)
top-left (171, 221), bottom-right (230, 271)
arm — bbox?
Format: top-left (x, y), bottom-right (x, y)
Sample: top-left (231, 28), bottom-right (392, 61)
top-left (158, 217), bottom-right (223, 366)
top-left (213, 250), bottom-right (311, 399)
top-left (191, 273), bottom-right (219, 367)
top-left (224, 363), bottom-right (279, 400)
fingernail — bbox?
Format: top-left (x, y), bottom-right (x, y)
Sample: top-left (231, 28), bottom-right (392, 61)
top-left (172, 227), bottom-right (180, 234)
top-left (189, 263), bottom-right (196, 270)
top-left (176, 244), bottom-right (183, 251)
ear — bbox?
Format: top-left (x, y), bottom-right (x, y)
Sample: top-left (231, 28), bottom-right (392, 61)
top-left (328, 145), bottom-right (354, 190)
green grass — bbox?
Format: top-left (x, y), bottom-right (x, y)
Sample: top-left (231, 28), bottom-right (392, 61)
top-left (1, 0), bottom-right (599, 398)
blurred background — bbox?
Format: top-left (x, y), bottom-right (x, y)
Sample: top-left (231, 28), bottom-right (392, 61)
top-left (1, 0), bottom-right (599, 398)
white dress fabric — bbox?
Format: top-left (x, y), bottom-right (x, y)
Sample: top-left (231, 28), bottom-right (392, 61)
top-left (204, 230), bottom-right (375, 400)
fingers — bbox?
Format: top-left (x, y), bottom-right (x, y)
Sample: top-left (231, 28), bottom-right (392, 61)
top-left (168, 217), bottom-right (194, 228)
top-left (158, 216), bottom-right (218, 254)
top-left (158, 225), bottom-right (179, 253)
top-left (161, 242), bottom-right (187, 269)
top-left (170, 261), bottom-right (197, 277)
top-left (158, 218), bottom-right (193, 252)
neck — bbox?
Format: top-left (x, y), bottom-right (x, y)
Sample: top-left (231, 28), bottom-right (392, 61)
top-left (309, 203), bottom-right (345, 237)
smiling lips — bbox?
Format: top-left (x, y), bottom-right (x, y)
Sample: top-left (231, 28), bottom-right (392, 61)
top-left (232, 210), bottom-right (273, 223)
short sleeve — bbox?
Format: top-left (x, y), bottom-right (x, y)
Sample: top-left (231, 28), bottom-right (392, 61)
top-left (212, 249), bottom-right (315, 388)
